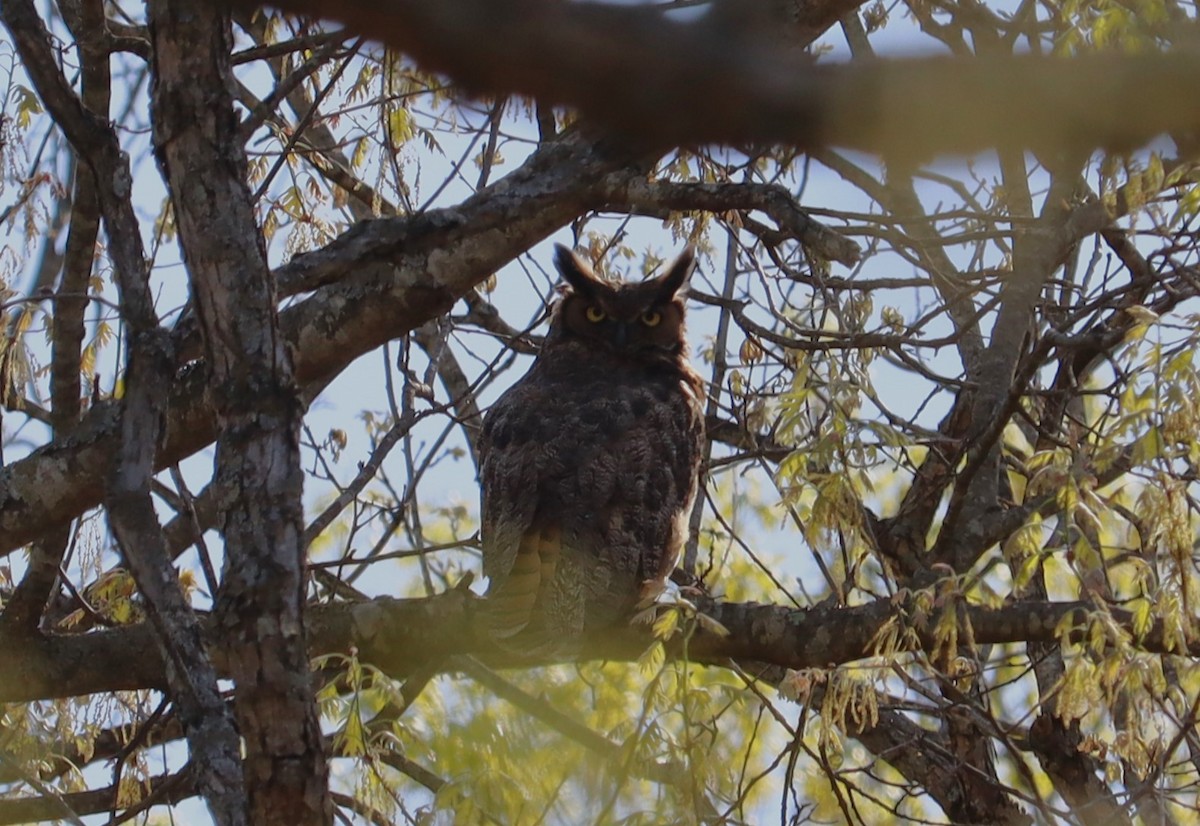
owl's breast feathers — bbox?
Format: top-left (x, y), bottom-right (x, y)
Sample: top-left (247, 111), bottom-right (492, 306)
top-left (479, 358), bottom-right (705, 642)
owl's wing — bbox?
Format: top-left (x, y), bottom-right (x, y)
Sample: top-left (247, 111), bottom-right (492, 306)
top-left (556, 378), bottom-right (705, 626)
top-left (478, 381), bottom-right (561, 639)
top-left (479, 372), bottom-right (705, 641)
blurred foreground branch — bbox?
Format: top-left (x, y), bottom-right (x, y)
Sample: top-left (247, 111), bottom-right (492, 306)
top-left (241, 0), bottom-right (1200, 158)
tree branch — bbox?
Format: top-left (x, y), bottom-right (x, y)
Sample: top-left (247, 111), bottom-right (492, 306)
top-left (0, 593), bottom-right (1188, 705)
top-left (235, 0), bottom-right (1200, 159)
top-left (596, 175), bottom-right (862, 266)
top-left (3, 2), bottom-right (249, 822)
top-left (147, 0), bottom-right (330, 821)
top-left (0, 771), bottom-right (194, 826)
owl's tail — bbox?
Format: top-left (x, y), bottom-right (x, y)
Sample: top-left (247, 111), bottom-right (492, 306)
top-left (483, 526), bottom-right (560, 639)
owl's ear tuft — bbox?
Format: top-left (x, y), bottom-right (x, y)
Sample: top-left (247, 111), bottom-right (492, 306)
top-left (554, 244), bottom-right (602, 297)
top-left (656, 246), bottom-right (696, 300)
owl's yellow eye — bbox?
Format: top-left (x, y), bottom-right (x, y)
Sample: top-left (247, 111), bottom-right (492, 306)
top-left (585, 306), bottom-right (606, 323)
top-left (641, 310), bottom-right (662, 327)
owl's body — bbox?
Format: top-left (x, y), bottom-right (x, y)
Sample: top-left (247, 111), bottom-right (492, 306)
top-left (479, 246), bottom-right (705, 650)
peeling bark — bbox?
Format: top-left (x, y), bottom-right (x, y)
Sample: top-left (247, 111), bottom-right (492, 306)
top-left (147, 1), bottom-right (330, 822)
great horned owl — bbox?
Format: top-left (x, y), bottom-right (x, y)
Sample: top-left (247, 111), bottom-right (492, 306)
top-left (479, 244), bottom-right (706, 652)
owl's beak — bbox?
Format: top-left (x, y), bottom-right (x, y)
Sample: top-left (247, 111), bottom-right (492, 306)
top-left (619, 321), bottom-right (638, 348)
top-left (613, 322), bottom-right (630, 348)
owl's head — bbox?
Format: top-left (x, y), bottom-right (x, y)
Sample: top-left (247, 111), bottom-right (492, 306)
top-left (548, 244), bottom-right (696, 360)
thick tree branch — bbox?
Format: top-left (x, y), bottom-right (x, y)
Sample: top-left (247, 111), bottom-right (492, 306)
top-left (147, 0), bottom-right (330, 821)
top-left (0, 594), bottom-right (1189, 705)
top-left (236, 0), bottom-right (1200, 159)
top-left (854, 708), bottom-right (1030, 825)
top-left (932, 172), bottom-right (1081, 571)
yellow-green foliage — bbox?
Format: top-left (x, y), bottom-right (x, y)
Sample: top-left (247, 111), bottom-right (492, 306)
top-left (336, 658), bottom-right (766, 824)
